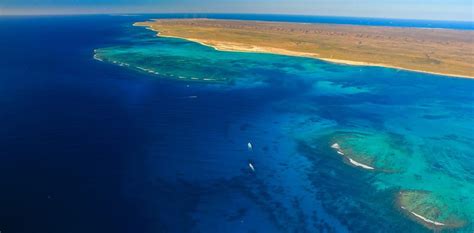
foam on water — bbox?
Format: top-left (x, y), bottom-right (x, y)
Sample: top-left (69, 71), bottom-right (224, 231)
top-left (347, 157), bottom-right (375, 170)
top-left (401, 206), bottom-right (446, 226)
top-left (330, 143), bottom-right (375, 170)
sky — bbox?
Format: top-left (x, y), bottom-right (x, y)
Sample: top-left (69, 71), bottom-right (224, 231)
top-left (0, 0), bottom-right (473, 21)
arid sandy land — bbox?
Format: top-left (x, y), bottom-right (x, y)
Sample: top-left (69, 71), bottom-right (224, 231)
top-left (136, 19), bottom-right (474, 78)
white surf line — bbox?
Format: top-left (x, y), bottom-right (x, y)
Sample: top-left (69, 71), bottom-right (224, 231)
top-left (331, 143), bottom-right (341, 150)
top-left (93, 54), bottom-right (103, 62)
top-left (400, 206), bottom-right (446, 226)
top-left (331, 143), bottom-right (375, 170)
top-left (347, 157), bottom-right (375, 170)
top-left (137, 67), bottom-right (155, 73)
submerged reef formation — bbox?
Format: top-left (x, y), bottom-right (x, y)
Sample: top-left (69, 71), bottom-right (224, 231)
top-left (95, 22), bottom-right (474, 232)
top-left (310, 129), bottom-right (474, 231)
top-left (329, 131), bottom-right (410, 172)
top-left (398, 191), bottom-right (467, 230)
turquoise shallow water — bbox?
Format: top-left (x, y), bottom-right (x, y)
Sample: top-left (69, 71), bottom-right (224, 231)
top-left (95, 23), bottom-right (474, 232)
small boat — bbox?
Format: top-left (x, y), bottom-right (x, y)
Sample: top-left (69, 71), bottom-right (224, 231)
top-left (249, 163), bottom-right (255, 172)
top-left (248, 142), bottom-right (253, 151)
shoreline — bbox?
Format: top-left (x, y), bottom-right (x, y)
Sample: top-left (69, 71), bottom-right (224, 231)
top-left (136, 24), bottom-right (474, 79)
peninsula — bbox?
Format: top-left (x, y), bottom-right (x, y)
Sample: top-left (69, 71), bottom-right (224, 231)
top-left (135, 19), bottom-right (474, 78)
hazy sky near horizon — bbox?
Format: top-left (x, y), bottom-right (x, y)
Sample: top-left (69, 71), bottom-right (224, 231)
top-left (1, 0), bottom-right (473, 21)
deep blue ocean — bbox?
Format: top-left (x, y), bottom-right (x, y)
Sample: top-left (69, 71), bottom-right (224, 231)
top-left (0, 15), bottom-right (473, 233)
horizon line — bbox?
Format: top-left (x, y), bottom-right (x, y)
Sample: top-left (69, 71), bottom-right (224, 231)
top-left (0, 11), bottom-right (473, 23)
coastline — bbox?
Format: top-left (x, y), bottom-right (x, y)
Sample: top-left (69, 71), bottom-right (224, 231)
top-left (396, 191), bottom-right (466, 230)
top-left (135, 23), bottom-right (474, 79)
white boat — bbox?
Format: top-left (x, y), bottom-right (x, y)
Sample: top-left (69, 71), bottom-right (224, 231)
top-left (249, 163), bottom-right (255, 172)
